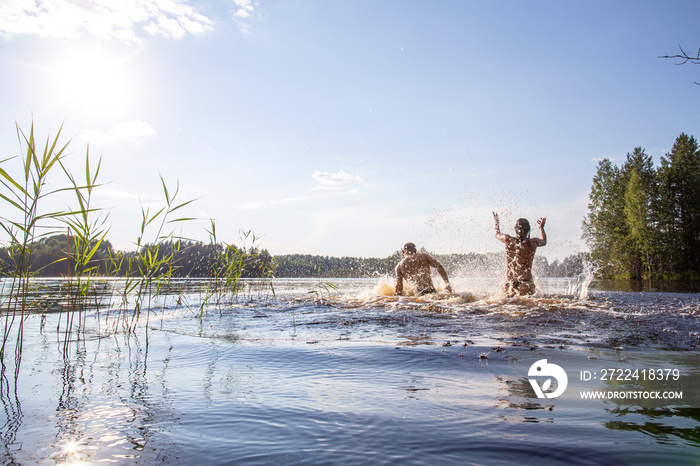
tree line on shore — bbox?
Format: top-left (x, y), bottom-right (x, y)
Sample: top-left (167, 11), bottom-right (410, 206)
top-left (0, 235), bottom-right (588, 279)
top-left (273, 250), bottom-right (589, 278)
top-left (583, 132), bottom-right (700, 280)
top-left (0, 235), bottom-right (274, 279)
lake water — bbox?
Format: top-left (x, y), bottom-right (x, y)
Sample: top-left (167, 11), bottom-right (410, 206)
top-left (1, 277), bottom-right (699, 464)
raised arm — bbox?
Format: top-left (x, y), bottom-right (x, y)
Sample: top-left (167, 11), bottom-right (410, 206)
top-left (533, 217), bottom-right (547, 247)
top-left (493, 212), bottom-right (506, 243)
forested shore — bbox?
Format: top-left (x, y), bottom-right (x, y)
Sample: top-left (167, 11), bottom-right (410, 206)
top-left (272, 251), bottom-right (588, 278)
top-left (0, 234), bottom-right (588, 279)
top-left (0, 235), bottom-right (275, 279)
top-left (583, 132), bottom-right (700, 280)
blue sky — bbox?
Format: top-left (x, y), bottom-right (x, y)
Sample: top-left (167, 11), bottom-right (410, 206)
top-left (0, 1), bottom-right (698, 260)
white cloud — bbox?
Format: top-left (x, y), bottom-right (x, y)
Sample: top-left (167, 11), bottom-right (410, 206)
top-left (230, 0), bottom-right (258, 34)
top-left (0, 0), bottom-right (214, 41)
top-left (80, 120), bottom-right (156, 144)
top-left (232, 0), bottom-right (255, 18)
top-left (312, 170), bottom-right (364, 191)
top-left (237, 170), bottom-right (363, 211)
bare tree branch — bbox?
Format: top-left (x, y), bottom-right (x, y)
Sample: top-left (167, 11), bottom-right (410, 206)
top-left (659, 45), bottom-right (700, 85)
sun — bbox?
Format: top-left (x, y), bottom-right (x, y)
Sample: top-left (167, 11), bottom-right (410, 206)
top-left (50, 45), bottom-right (136, 117)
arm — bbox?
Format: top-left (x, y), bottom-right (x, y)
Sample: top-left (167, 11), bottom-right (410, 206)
top-left (493, 212), bottom-right (506, 243)
top-left (395, 264), bottom-right (404, 296)
top-left (533, 217), bottom-right (547, 247)
top-left (428, 256), bottom-right (453, 293)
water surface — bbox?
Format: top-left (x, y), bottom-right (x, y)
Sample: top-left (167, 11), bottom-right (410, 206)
top-left (1, 278), bottom-right (699, 464)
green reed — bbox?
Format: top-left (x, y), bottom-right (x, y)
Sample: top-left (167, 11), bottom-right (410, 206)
top-left (0, 120), bottom-right (274, 373)
top-left (197, 223), bottom-right (275, 317)
top-left (0, 122), bottom-right (75, 373)
top-left (114, 175), bottom-right (195, 332)
top-left (307, 281), bottom-right (339, 300)
top-left (59, 149), bottom-right (110, 350)
top-left (0, 122), bottom-right (194, 365)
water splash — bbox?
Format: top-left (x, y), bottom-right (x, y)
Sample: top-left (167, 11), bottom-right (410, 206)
top-left (566, 260), bottom-right (599, 300)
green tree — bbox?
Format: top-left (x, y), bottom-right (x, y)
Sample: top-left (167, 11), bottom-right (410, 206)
top-left (621, 147), bottom-right (658, 279)
top-left (624, 169), bottom-right (652, 278)
top-left (584, 147), bottom-right (660, 278)
top-left (658, 133), bottom-right (700, 275)
top-left (582, 159), bottom-right (628, 277)
top-left (584, 135), bottom-right (700, 279)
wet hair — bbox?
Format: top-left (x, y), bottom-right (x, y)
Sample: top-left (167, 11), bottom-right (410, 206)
top-left (402, 242), bottom-right (417, 254)
top-left (514, 218), bottom-right (531, 239)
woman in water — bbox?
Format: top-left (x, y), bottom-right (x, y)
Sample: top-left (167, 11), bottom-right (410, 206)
top-left (493, 213), bottom-right (547, 297)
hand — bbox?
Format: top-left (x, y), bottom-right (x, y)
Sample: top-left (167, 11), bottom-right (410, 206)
top-left (537, 217), bottom-right (546, 228)
top-left (492, 212), bottom-right (500, 226)
top-left (446, 284), bottom-right (453, 294)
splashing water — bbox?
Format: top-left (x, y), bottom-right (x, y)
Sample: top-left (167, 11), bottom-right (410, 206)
top-left (566, 260), bottom-right (599, 300)
top-left (1, 276), bottom-right (699, 465)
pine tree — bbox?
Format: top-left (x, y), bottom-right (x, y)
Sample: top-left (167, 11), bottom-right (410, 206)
top-left (582, 159), bottom-right (628, 277)
top-left (621, 148), bottom-right (658, 279)
top-left (584, 135), bottom-right (700, 279)
top-left (658, 133), bottom-right (700, 275)
top-left (624, 169), bottom-right (652, 278)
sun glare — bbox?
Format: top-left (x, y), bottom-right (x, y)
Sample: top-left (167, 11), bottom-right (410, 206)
top-left (51, 46), bottom-right (135, 116)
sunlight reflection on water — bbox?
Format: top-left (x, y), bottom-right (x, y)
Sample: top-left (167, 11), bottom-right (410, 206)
top-left (0, 278), bottom-right (698, 464)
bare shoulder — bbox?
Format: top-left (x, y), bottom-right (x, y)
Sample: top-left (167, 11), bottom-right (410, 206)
top-left (500, 233), bottom-right (515, 243)
top-left (417, 253), bottom-right (437, 263)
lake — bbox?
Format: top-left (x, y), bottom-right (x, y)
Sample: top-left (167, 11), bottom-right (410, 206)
top-left (1, 277), bottom-right (699, 464)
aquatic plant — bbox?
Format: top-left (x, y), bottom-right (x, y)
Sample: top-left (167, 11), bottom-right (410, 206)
top-left (0, 122), bottom-right (78, 372)
top-left (0, 120), bottom-right (274, 379)
top-left (58, 149), bottom-right (110, 350)
top-left (115, 175), bottom-right (195, 330)
top-left (198, 220), bottom-right (245, 316)
top-left (307, 281), bottom-right (339, 300)
top-left (0, 122), bottom-right (198, 366)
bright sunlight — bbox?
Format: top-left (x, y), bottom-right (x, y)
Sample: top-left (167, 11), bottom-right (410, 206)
top-left (50, 45), bottom-right (135, 116)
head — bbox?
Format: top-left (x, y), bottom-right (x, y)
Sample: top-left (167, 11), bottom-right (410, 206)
top-left (402, 242), bottom-right (417, 255)
top-left (514, 218), bottom-right (531, 239)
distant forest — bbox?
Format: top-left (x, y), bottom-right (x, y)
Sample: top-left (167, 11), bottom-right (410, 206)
top-left (0, 235), bottom-right (274, 279)
top-left (272, 250), bottom-right (588, 279)
top-left (583, 132), bottom-right (700, 280)
top-left (0, 234), bottom-right (588, 279)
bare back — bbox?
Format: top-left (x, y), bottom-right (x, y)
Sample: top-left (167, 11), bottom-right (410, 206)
top-left (492, 214), bottom-right (547, 296)
top-left (500, 236), bottom-right (545, 282)
top-left (395, 253), bottom-right (449, 295)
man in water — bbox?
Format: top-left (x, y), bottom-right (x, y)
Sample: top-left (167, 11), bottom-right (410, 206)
top-left (395, 242), bottom-right (453, 296)
top-left (492, 213), bottom-right (547, 297)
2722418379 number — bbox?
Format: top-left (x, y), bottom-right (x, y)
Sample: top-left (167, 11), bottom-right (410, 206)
top-left (599, 368), bottom-right (680, 381)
